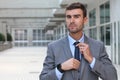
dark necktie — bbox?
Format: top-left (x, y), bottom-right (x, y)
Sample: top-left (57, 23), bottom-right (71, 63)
top-left (74, 42), bottom-right (80, 61)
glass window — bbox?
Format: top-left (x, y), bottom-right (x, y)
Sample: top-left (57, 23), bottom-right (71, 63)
top-left (100, 26), bottom-right (105, 43)
top-left (105, 25), bottom-right (110, 45)
top-left (89, 9), bottom-right (96, 26)
top-left (33, 29), bottom-right (37, 40)
top-left (89, 28), bottom-right (97, 40)
top-left (24, 30), bottom-right (27, 40)
top-left (100, 5), bottom-right (104, 24)
top-left (99, 1), bottom-right (110, 45)
top-left (14, 29), bottom-right (28, 47)
top-left (100, 1), bottom-right (110, 24)
top-left (14, 29), bottom-right (27, 41)
top-left (15, 30), bottom-right (19, 40)
top-left (99, 25), bottom-right (111, 45)
top-left (105, 2), bottom-right (110, 23)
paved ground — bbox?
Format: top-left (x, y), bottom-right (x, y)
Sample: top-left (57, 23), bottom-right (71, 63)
top-left (0, 47), bottom-right (46, 80)
top-left (0, 47), bottom-right (119, 80)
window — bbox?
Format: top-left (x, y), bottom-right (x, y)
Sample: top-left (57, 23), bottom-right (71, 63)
top-left (89, 9), bottom-right (96, 26)
top-left (99, 25), bottom-right (111, 45)
top-left (105, 25), bottom-right (110, 45)
top-left (14, 29), bottom-right (28, 47)
top-left (14, 29), bottom-right (27, 41)
top-left (89, 28), bottom-right (97, 39)
top-left (99, 1), bottom-right (110, 45)
top-left (100, 1), bottom-right (110, 24)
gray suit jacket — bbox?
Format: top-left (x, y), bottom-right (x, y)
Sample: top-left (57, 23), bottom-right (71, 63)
top-left (40, 35), bottom-right (117, 80)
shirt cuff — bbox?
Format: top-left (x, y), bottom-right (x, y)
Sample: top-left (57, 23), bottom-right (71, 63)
top-left (55, 67), bottom-right (63, 80)
top-left (90, 57), bottom-right (96, 68)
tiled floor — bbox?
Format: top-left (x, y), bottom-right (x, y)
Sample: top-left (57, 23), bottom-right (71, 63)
top-left (0, 47), bottom-right (119, 80)
top-left (0, 47), bottom-right (46, 80)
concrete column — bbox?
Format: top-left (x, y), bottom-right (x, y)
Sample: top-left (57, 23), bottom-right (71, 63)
top-left (28, 28), bottom-right (32, 46)
top-left (2, 22), bottom-right (7, 42)
top-left (0, 23), bottom-right (2, 33)
top-left (115, 21), bottom-right (119, 64)
top-left (60, 25), bottom-right (62, 38)
top-left (118, 21), bottom-right (120, 64)
top-left (62, 23), bottom-right (66, 37)
top-left (110, 0), bottom-right (120, 22)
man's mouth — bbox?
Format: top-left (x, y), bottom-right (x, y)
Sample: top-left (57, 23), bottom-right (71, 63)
top-left (69, 24), bottom-right (76, 28)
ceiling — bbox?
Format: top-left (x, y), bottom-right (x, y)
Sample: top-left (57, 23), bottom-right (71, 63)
top-left (0, 0), bottom-right (94, 30)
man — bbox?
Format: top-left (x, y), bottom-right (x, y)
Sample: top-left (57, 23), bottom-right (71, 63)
top-left (40, 2), bottom-right (117, 80)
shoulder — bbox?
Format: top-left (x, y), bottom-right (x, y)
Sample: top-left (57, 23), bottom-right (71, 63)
top-left (86, 37), bottom-right (106, 57)
top-left (89, 37), bottom-right (103, 44)
top-left (86, 36), bottom-right (104, 47)
top-left (48, 36), bottom-right (67, 47)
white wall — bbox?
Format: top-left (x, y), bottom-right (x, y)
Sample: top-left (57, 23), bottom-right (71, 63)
top-left (110, 0), bottom-right (120, 22)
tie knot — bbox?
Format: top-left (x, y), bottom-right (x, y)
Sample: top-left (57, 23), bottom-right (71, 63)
top-left (73, 42), bottom-right (79, 46)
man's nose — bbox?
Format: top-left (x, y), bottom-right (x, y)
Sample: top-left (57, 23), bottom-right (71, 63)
top-left (70, 17), bottom-right (75, 23)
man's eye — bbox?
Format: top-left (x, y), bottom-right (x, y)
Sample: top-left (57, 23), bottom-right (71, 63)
top-left (66, 15), bottom-right (71, 18)
top-left (74, 15), bottom-right (80, 18)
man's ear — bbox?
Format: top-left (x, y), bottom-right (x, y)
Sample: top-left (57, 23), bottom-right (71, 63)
top-left (83, 17), bottom-right (88, 24)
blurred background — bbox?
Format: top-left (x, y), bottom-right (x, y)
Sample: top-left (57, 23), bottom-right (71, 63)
top-left (0, 0), bottom-right (120, 80)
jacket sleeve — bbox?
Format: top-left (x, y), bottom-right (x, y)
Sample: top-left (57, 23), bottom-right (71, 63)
top-left (91, 43), bottom-right (118, 80)
top-left (39, 44), bottom-right (58, 80)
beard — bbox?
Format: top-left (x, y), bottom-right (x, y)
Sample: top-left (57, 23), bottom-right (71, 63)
top-left (67, 24), bottom-right (84, 34)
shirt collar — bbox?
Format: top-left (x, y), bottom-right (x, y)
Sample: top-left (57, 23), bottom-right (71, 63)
top-left (68, 33), bottom-right (84, 45)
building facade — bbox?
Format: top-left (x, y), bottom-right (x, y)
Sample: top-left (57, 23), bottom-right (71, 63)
top-left (0, 0), bottom-right (120, 64)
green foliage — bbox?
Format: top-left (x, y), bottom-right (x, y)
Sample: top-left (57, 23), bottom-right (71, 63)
top-left (0, 33), bottom-right (5, 42)
top-left (7, 33), bottom-right (12, 41)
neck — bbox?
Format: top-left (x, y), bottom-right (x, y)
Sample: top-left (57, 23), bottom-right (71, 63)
top-left (69, 31), bottom-right (83, 41)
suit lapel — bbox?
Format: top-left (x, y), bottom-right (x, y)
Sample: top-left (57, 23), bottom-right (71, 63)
top-left (62, 36), bottom-right (73, 59)
top-left (79, 35), bottom-right (89, 79)
top-left (62, 36), bottom-right (78, 79)
top-left (84, 35), bottom-right (89, 44)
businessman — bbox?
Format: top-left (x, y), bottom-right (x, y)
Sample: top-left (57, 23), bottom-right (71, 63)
top-left (40, 2), bottom-right (117, 80)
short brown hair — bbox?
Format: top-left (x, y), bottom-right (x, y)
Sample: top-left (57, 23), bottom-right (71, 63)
top-left (66, 2), bottom-right (87, 17)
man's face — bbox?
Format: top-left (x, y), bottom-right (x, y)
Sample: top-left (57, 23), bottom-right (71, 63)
top-left (65, 9), bottom-right (87, 33)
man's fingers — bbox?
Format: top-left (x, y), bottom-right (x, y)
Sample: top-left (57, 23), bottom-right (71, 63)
top-left (76, 42), bottom-right (86, 47)
top-left (76, 43), bottom-right (88, 51)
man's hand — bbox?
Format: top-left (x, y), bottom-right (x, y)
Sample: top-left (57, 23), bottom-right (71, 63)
top-left (61, 58), bottom-right (80, 71)
top-left (76, 43), bottom-right (93, 63)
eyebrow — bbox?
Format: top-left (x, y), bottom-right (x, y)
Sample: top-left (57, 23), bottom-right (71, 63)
top-left (73, 14), bottom-right (81, 17)
top-left (66, 14), bottom-right (81, 17)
